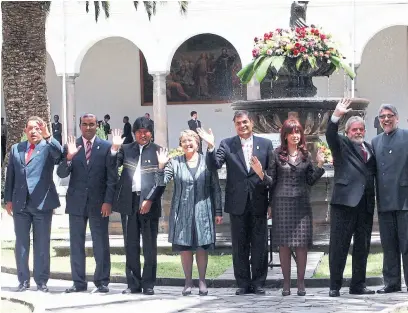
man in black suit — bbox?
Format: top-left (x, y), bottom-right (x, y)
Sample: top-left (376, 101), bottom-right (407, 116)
top-left (372, 104), bottom-right (408, 294)
top-left (198, 110), bottom-right (273, 295)
top-left (103, 114), bottom-right (111, 138)
top-left (325, 99), bottom-right (376, 297)
top-left (188, 111), bottom-right (202, 153)
top-left (111, 117), bottom-right (164, 295)
top-left (122, 116), bottom-right (134, 144)
top-left (52, 115), bottom-right (63, 145)
top-left (4, 116), bottom-right (62, 292)
top-left (57, 113), bottom-right (116, 294)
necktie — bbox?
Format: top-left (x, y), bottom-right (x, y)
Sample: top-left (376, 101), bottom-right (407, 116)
top-left (360, 144), bottom-right (367, 162)
top-left (86, 141), bottom-right (92, 163)
top-left (26, 144), bottom-right (35, 164)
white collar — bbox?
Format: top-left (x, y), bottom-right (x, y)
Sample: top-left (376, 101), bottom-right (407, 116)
top-left (240, 136), bottom-right (253, 144)
top-left (82, 136), bottom-right (96, 146)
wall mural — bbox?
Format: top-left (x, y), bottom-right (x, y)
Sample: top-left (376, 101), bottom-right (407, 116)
top-left (141, 34), bottom-right (246, 105)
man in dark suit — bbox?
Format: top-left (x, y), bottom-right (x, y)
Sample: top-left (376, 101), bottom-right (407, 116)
top-left (198, 110), bottom-right (273, 295)
top-left (325, 99), bottom-right (376, 297)
top-left (4, 116), bottom-right (62, 292)
top-left (122, 116), bottom-right (134, 144)
top-left (103, 114), bottom-right (111, 138)
top-left (188, 111), bottom-right (202, 153)
top-left (52, 115), bottom-right (63, 145)
top-left (111, 117), bottom-right (164, 295)
top-left (144, 113), bottom-right (154, 142)
top-left (57, 113), bottom-right (116, 294)
top-left (372, 104), bottom-right (408, 294)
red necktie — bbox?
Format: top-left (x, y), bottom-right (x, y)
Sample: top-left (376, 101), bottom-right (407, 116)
top-left (26, 144), bottom-right (35, 164)
top-left (86, 141), bottom-right (92, 163)
top-left (360, 144), bottom-right (367, 162)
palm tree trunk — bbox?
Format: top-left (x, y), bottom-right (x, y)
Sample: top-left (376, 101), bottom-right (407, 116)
top-left (1, 1), bottom-right (50, 193)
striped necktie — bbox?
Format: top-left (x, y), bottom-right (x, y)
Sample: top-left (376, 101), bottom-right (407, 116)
top-left (86, 140), bottom-right (92, 164)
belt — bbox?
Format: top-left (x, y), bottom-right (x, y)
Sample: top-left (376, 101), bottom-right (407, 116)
top-left (133, 191), bottom-right (141, 196)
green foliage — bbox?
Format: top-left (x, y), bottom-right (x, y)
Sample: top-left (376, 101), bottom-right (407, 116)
top-left (168, 147), bottom-right (184, 158)
top-left (20, 133), bottom-right (27, 142)
top-left (96, 126), bottom-right (107, 140)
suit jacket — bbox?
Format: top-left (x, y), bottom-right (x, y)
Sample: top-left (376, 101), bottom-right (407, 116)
top-left (122, 122), bottom-right (133, 144)
top-left (326, 119), bottom-right (376, 212)
top-left (155, 154), bottom-right (222, 246)
top-left (112, 141), bottom-right (164, 218)
top-left (52, 122), bottom-right (62, 142)
top-left (4, 138), bottom-right (62, 213)
top-left (265, 149), bottom-right (325, 199)
top-left (57, 136), bottom-right (116, 216)
top-left (188, 119), bottom-right (201, 133)
top-left (206, 135), bottom-right (273, 216)
top-left (372, 128), bottom-right (408, 212)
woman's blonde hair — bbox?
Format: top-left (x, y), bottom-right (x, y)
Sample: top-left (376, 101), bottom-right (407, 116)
top-left (179, 129), bottom-right (200, 151)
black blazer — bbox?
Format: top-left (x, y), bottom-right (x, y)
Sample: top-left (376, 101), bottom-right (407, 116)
top-left (188, 119), bottom-right (201, 133)
top-left (112, 141), bottom-right (164, 218)
top-left (122, 122), bottom-right (133, 144)
top-left (52, 122), bottom-right (62, 142)
top-left (57, 136), bottom-right (116, 216)
top-left (326, 118), bottom-right (376, 212)
top-left (206, 135), bottom-right (273, 216)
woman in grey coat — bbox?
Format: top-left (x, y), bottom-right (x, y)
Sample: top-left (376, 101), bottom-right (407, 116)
top-left (156, 130), bottom-right (223, 296)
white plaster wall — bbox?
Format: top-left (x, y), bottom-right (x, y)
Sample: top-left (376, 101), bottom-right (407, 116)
top-left (357, 25), bottom-right (408, 140)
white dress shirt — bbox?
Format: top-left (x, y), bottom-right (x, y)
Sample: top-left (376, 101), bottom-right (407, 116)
top-left (240, 136), bottom-right (253, 172)
top-left (132, 144), bottom-right (145, 192)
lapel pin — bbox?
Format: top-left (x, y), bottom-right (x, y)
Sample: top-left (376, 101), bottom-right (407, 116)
top-left (257, 146), bottom-right (259, 150)
top-left (389, 150), bottom-right (392, 154)
top-left (148, 160), bottom-right (151, 163)
top-left (97, 146), bottom-right (100, 150)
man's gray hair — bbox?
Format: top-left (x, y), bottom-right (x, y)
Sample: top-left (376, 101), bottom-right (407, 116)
top-left (378, 104), bottom-right (398, 117)
top-left (345, 116), bottom-right (365, 133)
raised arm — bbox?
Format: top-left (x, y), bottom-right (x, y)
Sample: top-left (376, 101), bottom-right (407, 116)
top-left (197, 128), bottom-right (226, 170)
top-left (326, 98), bottom-right (352, 154)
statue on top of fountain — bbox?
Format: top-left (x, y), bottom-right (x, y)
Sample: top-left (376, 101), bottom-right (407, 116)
top-left (290, 1), bottom-right (309, 28)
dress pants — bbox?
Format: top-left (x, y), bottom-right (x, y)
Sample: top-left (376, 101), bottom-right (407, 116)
top-left (229, 197), bottom-right (268, 289)
top-left (123, 193), bottom-right (159, 290)
top-left (329, 196), bottom-right (373, 291)
top-left (378, 210), bottom-right (408, 288)
top-left (13, 206), bottom-right (53, 285)
top-left (69, 214), bottom-right (110, 288)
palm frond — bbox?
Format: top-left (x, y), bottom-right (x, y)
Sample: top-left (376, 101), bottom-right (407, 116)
top-left (134, 1), bottom-right (139, 10)
top-left (42, 1), bottom-right (51, 13)
top-left (94, 1), bottom-right (100, 22)
top-left (152, 1), bottom-right (157, 15)
top-left (178, 1), bottom-right (188, 15)
top-left (143, 1), bottom-right (154, 21)
top-left (86, 1), bottom-right (90, 13)
top-left (101, 1), bottom-right (110, 18)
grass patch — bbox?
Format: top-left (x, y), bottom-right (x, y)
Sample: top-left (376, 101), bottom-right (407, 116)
top-left (313, 253), bottom-right (383, 278)
top-left (1, 241), bottom-right (232, 279)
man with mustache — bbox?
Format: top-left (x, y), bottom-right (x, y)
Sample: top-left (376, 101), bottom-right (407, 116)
top-left (326, 99), bottom-right (376, 297)
top-left (372, 104), bottom-right (408, 294)
top-left (198, 110), bottom-right (273, 295)
top-left (4, 116), bottom-right (62, 292)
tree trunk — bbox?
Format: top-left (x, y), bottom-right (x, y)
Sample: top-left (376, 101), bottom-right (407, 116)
top-left (1, 1), bottom-right (50, 193)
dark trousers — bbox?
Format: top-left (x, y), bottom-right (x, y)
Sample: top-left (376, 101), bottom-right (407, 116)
top-left (13, 207), bottom-right (53, 285)
top-left (69, 214), bottom-right (110, 288)
top-left (329, 198), bottom-right (373, 290)
top-left (378, 210), bottom-right (408, 288)
top-left (230, 199), bottom-right (268, 289)
top-left (122, 193), bottom-right (159, 290)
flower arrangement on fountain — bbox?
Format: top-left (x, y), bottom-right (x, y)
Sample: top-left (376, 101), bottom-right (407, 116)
top-left (237, 26), bottom-right (356, 84)
top-left (317, 142), bottom-right (333, 164)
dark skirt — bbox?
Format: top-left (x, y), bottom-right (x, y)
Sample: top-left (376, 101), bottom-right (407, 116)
top-left (271, 196), bottom-right (313, 248)
top-left (172, 243), bottom-right (214, 252)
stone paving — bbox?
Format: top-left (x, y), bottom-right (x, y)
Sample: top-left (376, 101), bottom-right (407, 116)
top-left (1, 273), bottom-right (407, 313)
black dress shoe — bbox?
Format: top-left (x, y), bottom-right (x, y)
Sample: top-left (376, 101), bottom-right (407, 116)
top-left (16, 282), bottom-right (30, 292)
top-left (297, 290), bottom-right (306, 296)
top-left (65, 285), bottom-right (87, 293)
top-left (282, 290), bottom-right (291, 296)
top-left (329, 289), bottom-right (340, 297)
top-left (235, 288), bottom-right (251, 295)
top-left (253, 287), bottom-right (266, 295)
top-left (377, 286), bottom-right (401, 294)
top-left (122, 288), bottom-right (142, 294)
top-left (349, 287), bottom-right (375, 295)
top-left (143, 288), bottom-right (154, 295)
top-left (199, 290), bottom-right (208, 296)
top-left (95, 285), bottom-right (109, 293)
top-left (37, 284), bottom-right (49, 292)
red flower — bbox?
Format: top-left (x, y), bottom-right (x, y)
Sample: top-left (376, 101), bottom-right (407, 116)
top-left (293, 49), bottom-right (299, 56)
top-left (269, 31), bottom-right (273, 37)
top-left (254, 37), bottom-right (258, 42)
top-left (252, 49), bottom-right (259, 57)
top-left (320, 34), bottom-right (326, 40)
top-left (300, 46), bottom-right (306, 53)
top-left (295, 42), bottom-right (301, 48)
top-left (314, 29), bottom-right (319, 35)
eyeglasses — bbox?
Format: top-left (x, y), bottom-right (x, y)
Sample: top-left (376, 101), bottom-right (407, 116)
top-left (379, 114), bottom-right (395, 120)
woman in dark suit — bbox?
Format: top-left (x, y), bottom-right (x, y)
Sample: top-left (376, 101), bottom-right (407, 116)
top-left (251, 119), bottom-right (325, 296)
top-left (155, 130), bottom-right (223, 296)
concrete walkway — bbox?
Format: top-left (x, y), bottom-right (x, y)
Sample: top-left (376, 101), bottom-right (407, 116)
top-left (1, 273), bottom-right (407, 313)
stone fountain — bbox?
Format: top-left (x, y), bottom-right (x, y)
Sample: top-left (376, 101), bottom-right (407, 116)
top-left (232, 1), bottom-right (371, 240)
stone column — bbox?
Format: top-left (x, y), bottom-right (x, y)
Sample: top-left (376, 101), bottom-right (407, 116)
top-left (151, 71), bottom-right (169, 148)
top-left (247, 77), bottom-right (261, 100)
top-left (66, 74), bottom-right (79, 137)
